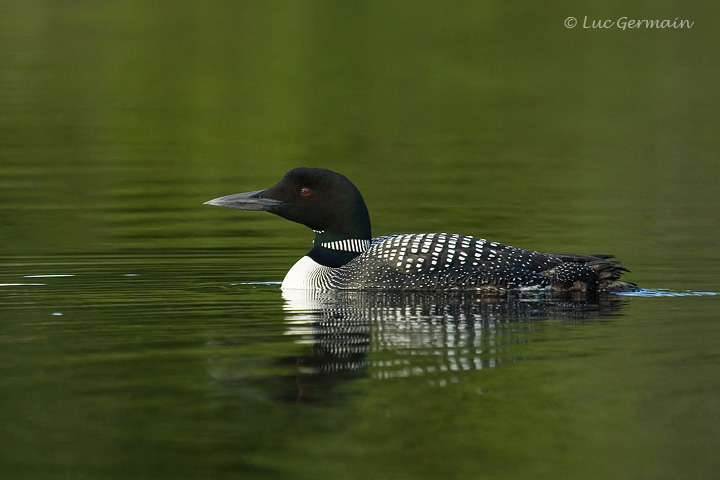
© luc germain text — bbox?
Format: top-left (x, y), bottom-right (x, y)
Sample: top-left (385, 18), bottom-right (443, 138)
top-left (564, 16), bottom-right (694, 30)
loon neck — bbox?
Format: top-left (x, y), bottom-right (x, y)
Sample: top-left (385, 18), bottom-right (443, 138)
top-left (308, 230), bottom-right (371, 268)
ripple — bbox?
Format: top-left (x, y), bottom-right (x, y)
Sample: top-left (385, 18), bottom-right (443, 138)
top-left (616, 289), bottom-right (719, 297)
top-left (24, 274), bottom-right (75, 278)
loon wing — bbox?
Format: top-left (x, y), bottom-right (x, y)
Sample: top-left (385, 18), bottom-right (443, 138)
top-left (338, 233), bottom-right (560, 290)
top-left (337, 234), bottom-right (634, 292)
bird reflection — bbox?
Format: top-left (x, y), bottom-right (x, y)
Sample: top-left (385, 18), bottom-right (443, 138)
top-left (209, 290), bottom-right (626, 404)
top-left (276, 290), bottom-right (626, 402)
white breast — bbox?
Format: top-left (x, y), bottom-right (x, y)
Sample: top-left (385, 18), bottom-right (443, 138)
top-left (281, 256), bottom-right (336, 290)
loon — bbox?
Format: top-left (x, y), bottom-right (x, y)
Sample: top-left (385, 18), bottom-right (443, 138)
top-left (205, 168), bottom-right (636, 293)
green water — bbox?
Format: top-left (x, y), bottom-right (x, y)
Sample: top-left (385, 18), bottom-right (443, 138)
top-left (2, 1), bottom-right (719, 479)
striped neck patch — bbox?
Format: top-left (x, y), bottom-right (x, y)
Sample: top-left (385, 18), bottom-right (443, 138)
top-left (319, 238), bottom-right (371, 253)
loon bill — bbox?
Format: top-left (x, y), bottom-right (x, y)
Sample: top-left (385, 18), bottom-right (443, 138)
top-left (205, 167), bottom-right (636, 293)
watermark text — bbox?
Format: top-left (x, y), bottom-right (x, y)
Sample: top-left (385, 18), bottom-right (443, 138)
top-left (564, 16), bottom-right (694, 30)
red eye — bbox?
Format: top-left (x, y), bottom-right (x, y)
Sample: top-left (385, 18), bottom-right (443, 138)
top-left (300, 187), bottom-right (311, 196)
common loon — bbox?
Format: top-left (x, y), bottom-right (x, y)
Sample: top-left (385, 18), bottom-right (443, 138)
top-left (205, 168), bottom-right (636, 293)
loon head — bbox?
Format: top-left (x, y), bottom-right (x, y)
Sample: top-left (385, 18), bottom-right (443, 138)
top-left (205, 167), bottom-right (372, 244)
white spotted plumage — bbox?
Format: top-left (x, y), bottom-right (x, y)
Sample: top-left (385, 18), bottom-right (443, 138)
top-left (282, 233), bottom-right (566, 291)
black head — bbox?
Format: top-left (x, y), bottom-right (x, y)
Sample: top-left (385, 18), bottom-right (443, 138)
top-left (205, 168), bottom-right (371, 241)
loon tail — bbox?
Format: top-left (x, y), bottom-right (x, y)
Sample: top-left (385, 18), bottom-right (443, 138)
top-left (549, 253), bottom-right (637, 292)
